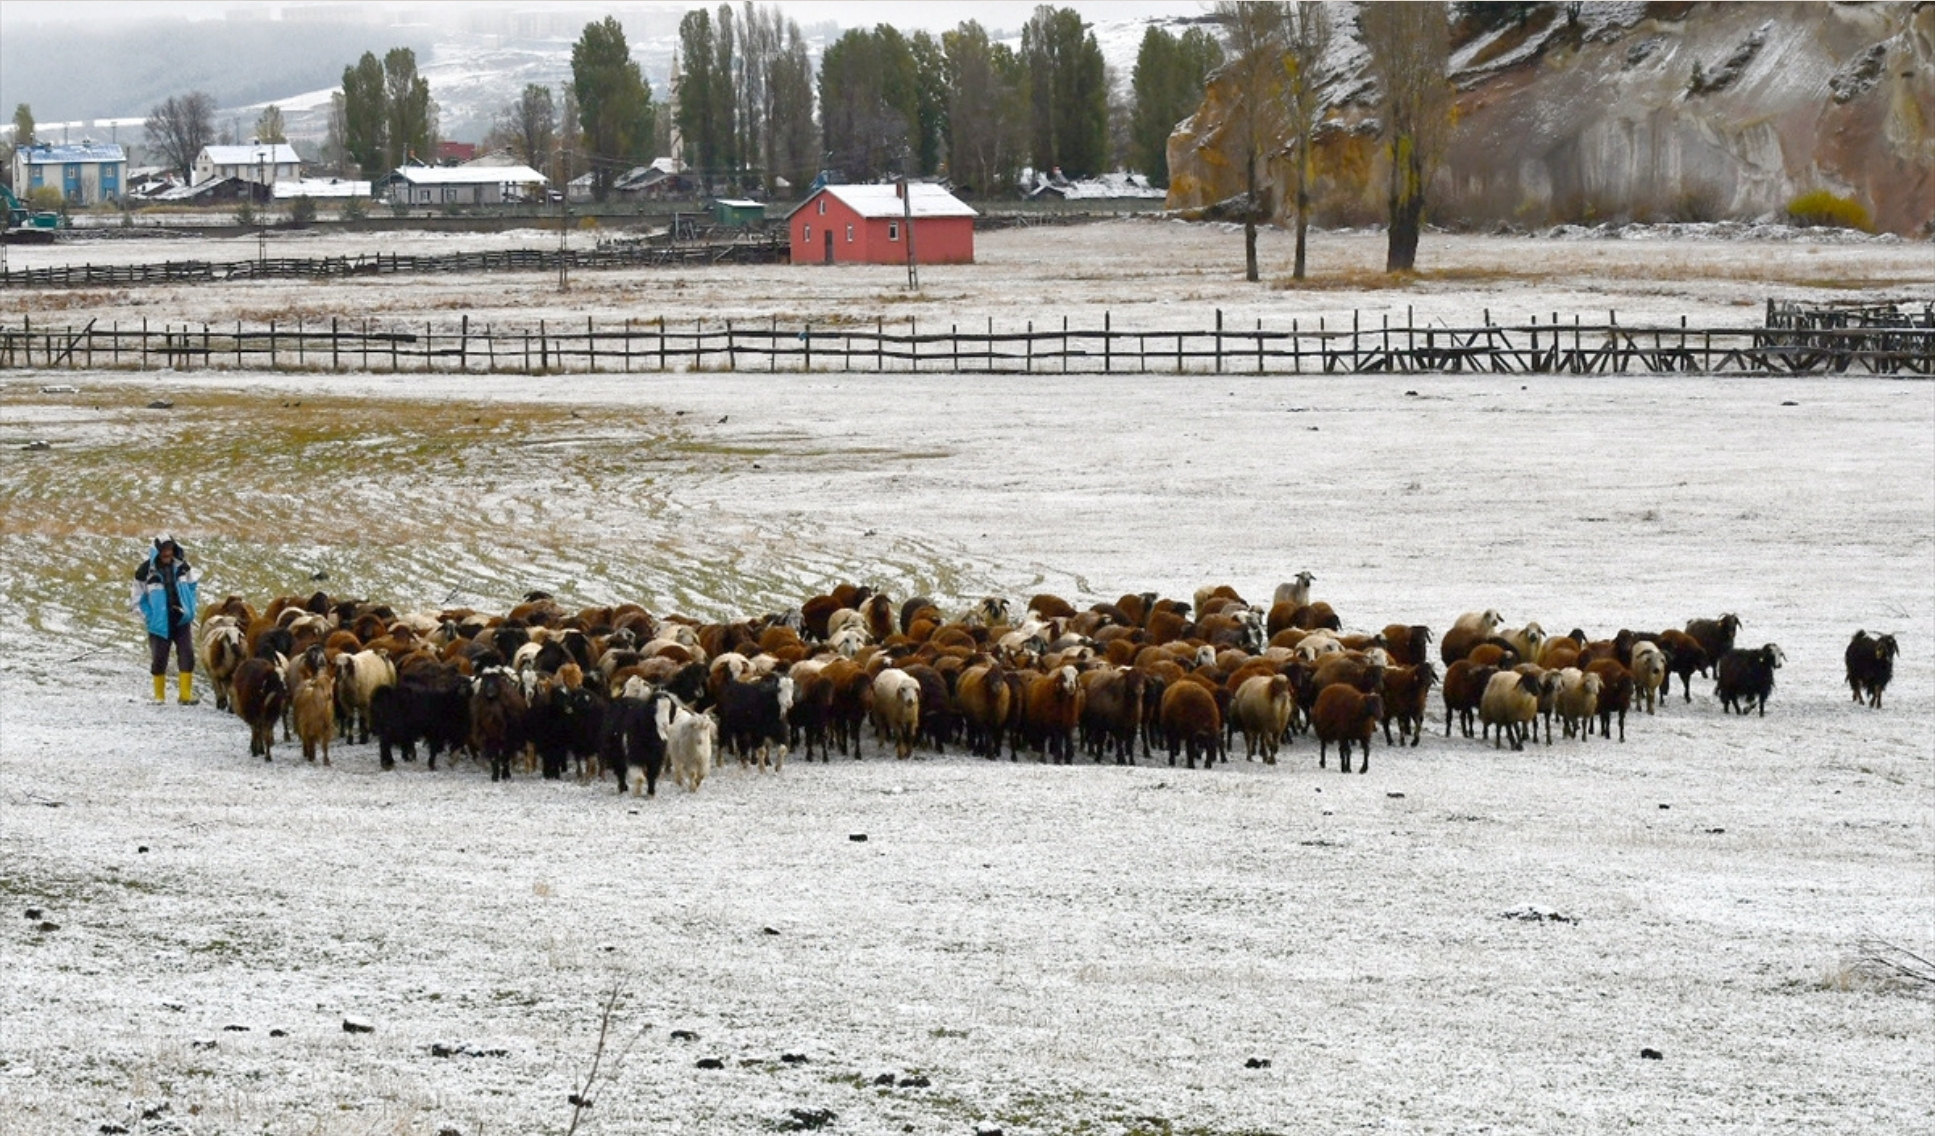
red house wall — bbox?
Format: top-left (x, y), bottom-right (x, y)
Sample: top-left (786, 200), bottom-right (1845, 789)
top-left (789, 191), bottom-right (975, 265)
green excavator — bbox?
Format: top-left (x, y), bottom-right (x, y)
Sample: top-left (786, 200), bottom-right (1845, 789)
top-left (2, 184), bottom-right (62, 243)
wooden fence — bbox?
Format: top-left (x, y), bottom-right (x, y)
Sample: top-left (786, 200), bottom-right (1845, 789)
top-left (2, 310), bottom-right (1929, 377)
top-left (0, 235), bottom-right (787, 289)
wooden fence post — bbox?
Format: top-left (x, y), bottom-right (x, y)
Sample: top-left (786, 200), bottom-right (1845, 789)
top-left (1214, 308), bottom-right (1223, 373)
top-left (1104, 311), bottom-right (1111, 373)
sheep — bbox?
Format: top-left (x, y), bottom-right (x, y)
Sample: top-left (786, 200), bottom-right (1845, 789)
top-left (662, 699), bottom-right (718, 792)
top-left (331, 649), bottom-right (397, 745)
top-left (1629, 641), bottom-right (1669, 714)
top-left (602, 693), bottom-right (666, 797)
top-left (1716, 644), bottom-right (1784, 716)
top-left (232, 657), bottom-right (289, 762)
top-left (1026, 593), bottom-right (1078, 621)
top-left (1272, 571), bottom-right (1315, 611)
top-left (1553, 667), bottom-right (1602, 740)
top-left (1585, 659), bottom-right (1635, 741)
top-left (470, 667), bottom-right (529, 783)
top-left (1078, 666), bottom-right (1147, 764)
top-left (955, 662), bottom-right (1013, 759)
top-left (871, 668), bottom-right (921, 759)
top-left (1500, 622), bottom-right (1546, 666)
top-left (1685, 614), bottom-right (1742, 667)
top-left (1020, 665), bottom-right (1085, 764)
top-left (1655, 629), bottom-right (1710, 702)
top-left (292, 669), bottom-right (337, 766)
top-left (1441, 660), bottom-right (1496, 738)
top-left (1231, 674), bottom-right (1295, 764)
top-left (1379, 623), bottom-right (1434, 668)
top-left (1157, 679), bottom-right (1222, 769)
top-left (718, 672), bottom-right (794, 771)
top-left (1379, 662), bottom-right (1437, 748)
top-left (197, 617), bottom-right (248, 712)
top-left (821, 657), bottom-right (874, 757)
top-left (1311, 685), bottom-right (1382, 773)
top-left (370, 666), bottom-right (470, 770)
top-left (1479, 670), bottom-right (1542, 751)
top-left (1844, 630), bottom-right (1899, 709)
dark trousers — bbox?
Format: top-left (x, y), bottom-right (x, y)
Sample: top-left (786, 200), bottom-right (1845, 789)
top-left (150, 625), bottom-right (194, 676)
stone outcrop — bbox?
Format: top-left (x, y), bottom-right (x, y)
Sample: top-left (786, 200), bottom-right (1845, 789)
top-left (1166, 2), bottom-right (1934, 236)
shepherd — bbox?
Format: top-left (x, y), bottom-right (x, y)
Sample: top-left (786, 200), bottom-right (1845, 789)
top-left (131, 533), bottom-right (202, 704)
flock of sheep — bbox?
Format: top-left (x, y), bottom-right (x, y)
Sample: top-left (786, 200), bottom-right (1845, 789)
top-left (187, 575), bottom-right (1902, 793)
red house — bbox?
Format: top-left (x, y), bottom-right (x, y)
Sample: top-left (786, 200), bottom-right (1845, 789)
top-left (787, 183), bottom-right (977, 266)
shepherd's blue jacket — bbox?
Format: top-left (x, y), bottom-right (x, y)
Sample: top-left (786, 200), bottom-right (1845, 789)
top-left (131, 549), bottom-right (201, 638)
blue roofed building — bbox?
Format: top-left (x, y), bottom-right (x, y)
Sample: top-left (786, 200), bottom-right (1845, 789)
top-left (11, 140), bottom-right (128, 205)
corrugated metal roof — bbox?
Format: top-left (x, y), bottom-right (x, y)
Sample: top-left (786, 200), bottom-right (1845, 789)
top-left (200, 143), bottom-right (302, 165)
top-left (14, 142), bottom-right (127, 164)
top-left (788, 183), bottom-right (977, 221)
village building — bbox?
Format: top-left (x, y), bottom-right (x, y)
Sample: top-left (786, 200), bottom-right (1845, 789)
top-left (193, 142), bottom-right (302, 186)
top-left (377, 164), bottom-right (548, 206)
top-left (787, 183), bottom-right (976, 266)
top-left (10, 140), bottom-right (128, 205)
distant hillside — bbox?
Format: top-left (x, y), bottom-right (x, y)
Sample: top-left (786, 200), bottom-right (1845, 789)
top-left (0, 16), bottom-right (430, 127)
top-left (1166, 2), bottom-right (1935, 236)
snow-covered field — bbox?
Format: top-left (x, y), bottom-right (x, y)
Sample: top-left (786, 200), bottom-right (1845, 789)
top-left (7, 221), bottom-right (1929, 335)
top-left (1, 229), bottom-right (1931, 1136)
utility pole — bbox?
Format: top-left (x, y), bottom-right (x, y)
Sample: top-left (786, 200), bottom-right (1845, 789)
top-left (256, 147), bottom-right (267, 266)
top-left (899, 176), bottom-right (917, 292)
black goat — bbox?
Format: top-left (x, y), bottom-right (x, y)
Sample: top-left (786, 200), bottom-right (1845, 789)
top-left (1716, 644), bottom-right (1784, 716)
top-left (1844, 631), bottom-right (1899, 709)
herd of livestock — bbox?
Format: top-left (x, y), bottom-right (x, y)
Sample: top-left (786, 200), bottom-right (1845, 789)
top-left (188, 574), bottom-right (1903, 795)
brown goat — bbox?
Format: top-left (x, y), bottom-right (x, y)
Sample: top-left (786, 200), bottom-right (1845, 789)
top-left (1158, 680), bottom-right (1222, 769)
top-left (293, 670), bottom-right (336, 765)
top-left (233, 657), bottom-right (289, 762)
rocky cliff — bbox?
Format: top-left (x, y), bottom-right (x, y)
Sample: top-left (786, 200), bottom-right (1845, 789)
top-left (1165, 2), bottom-right (1934, 236)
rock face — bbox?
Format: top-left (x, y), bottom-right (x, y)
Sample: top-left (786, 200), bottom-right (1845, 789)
top-left (1166, 2), bottom-right (1934, 236)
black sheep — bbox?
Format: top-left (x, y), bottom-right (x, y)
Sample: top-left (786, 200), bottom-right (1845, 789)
top-left (1844, 631), bottom-right (1899, 709)
top-left (371, 668), bottom-right (471, 770)
top-left (1715, 644), bottom-right (1784, 716)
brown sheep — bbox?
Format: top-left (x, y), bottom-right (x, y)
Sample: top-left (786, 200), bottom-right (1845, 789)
top-left (1158, 679), bottom-right (1222, 769)
top-left (956, 662), bottom-right (1013, 759)
top-left (1079, 666), bottom-right (1147, 764)
top-left (1311, 685), bottom-right (1382, 773)
top-left (1585, 659), bottom-right (1635, 741)
top-left (232, 657), bottom-right (289, 762)
top-left (293, 670), bottom-right (336, 765)
top-left (1021, 665), bottom-right (1085, 763)
top-left (1026, 593), bottom-right (1078, 620)
top-left (1289, 602), bottom-right (1342, 631)
top-left (1655, 628), bottom-right (1710, 702)
top-left (1379, 624), bottom-right (1434, 668)
top-left (197, 617), bottom-right (248, 713)
top-left (1379, 663), bottom-right (1437, 748)
top-left (1441, 660), bottom-right (1498, 739)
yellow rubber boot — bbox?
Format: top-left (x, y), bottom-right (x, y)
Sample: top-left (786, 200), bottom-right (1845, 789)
top-left (153, 675), bottom-right (167, 702)
top-left (178, 673), bottom-right (198, 705)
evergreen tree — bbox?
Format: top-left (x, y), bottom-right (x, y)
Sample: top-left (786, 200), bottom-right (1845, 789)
top-left (572, 16), bottom-right (654, 201)
top-left (340, 52), bottom-right (387, 174)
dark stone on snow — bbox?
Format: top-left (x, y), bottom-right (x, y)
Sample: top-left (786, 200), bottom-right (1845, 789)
top-left (35, 921), bottom-right (59, 932)
top-left (849, 833), bottom-right (868, 842)
top-left (224, 1024), bottom-right (249, 1032)
top-left (897, 1074), bottom-right (931, 1088)
top-left (781, 1052), bottom-right (809, 1064)
top-left (671, 1029), bottom-right (699, 1042)
top-left (1244, 1057), bottom-right (1272, 1068)
top-left (147, 400), bottom-right (174, 410)
top-left (98, 1126), bottom-right (128, 1135)
top-left (784, 1108), bottom-right (837, 1131)
top-left (190, 1039), bottom-right (216, 1050)
top-left (872, 1073), bottom-right (897, 1086)
top-left (696, 1057), bottom-right (725, 1070)
top-left (269, 1029), bottom-right (287, 1037)
top-left (23, 908), bottom-right (40, 920)
top-left (342, 1016), bottom-right (375, 1034)
top-left (763, 926), bottom-right (782, 936)
top-left (1640, 1047), bottom-right (1663, 1060)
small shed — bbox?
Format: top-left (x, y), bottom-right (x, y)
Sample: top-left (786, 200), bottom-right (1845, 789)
top-left (786, 183), bottom-right (976, 266)
top-left (712, 198), bottom-right (765, 227)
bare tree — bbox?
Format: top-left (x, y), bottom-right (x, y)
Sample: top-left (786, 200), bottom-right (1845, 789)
top-left (1359, 2), bottom-right (1451, 272)
top-left (1212, 1), bottom-right (1289, 283)
top-left (492, 84), bottom-right (557, 170)
top-left (144, 91), bottom-right (216, 178)
top-left (1278, 2), bottom-right (1331, 280)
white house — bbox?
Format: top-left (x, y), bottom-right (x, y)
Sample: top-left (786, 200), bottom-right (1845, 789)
top-left (379, 164), bottom-right (548, 206)
top-left (193, 142), bottom-right (302, 186)
top-left (11, 141), bottom-right (128, 204)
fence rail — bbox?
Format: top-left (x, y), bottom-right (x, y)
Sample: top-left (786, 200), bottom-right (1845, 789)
top-left (0, 235), bottom-right (787, 288)
top-left (2, 310), bottom-right (1929, 377)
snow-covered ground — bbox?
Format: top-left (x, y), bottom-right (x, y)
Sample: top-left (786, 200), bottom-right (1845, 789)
top-left (0, 232), bottom-right (1931, 1136)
